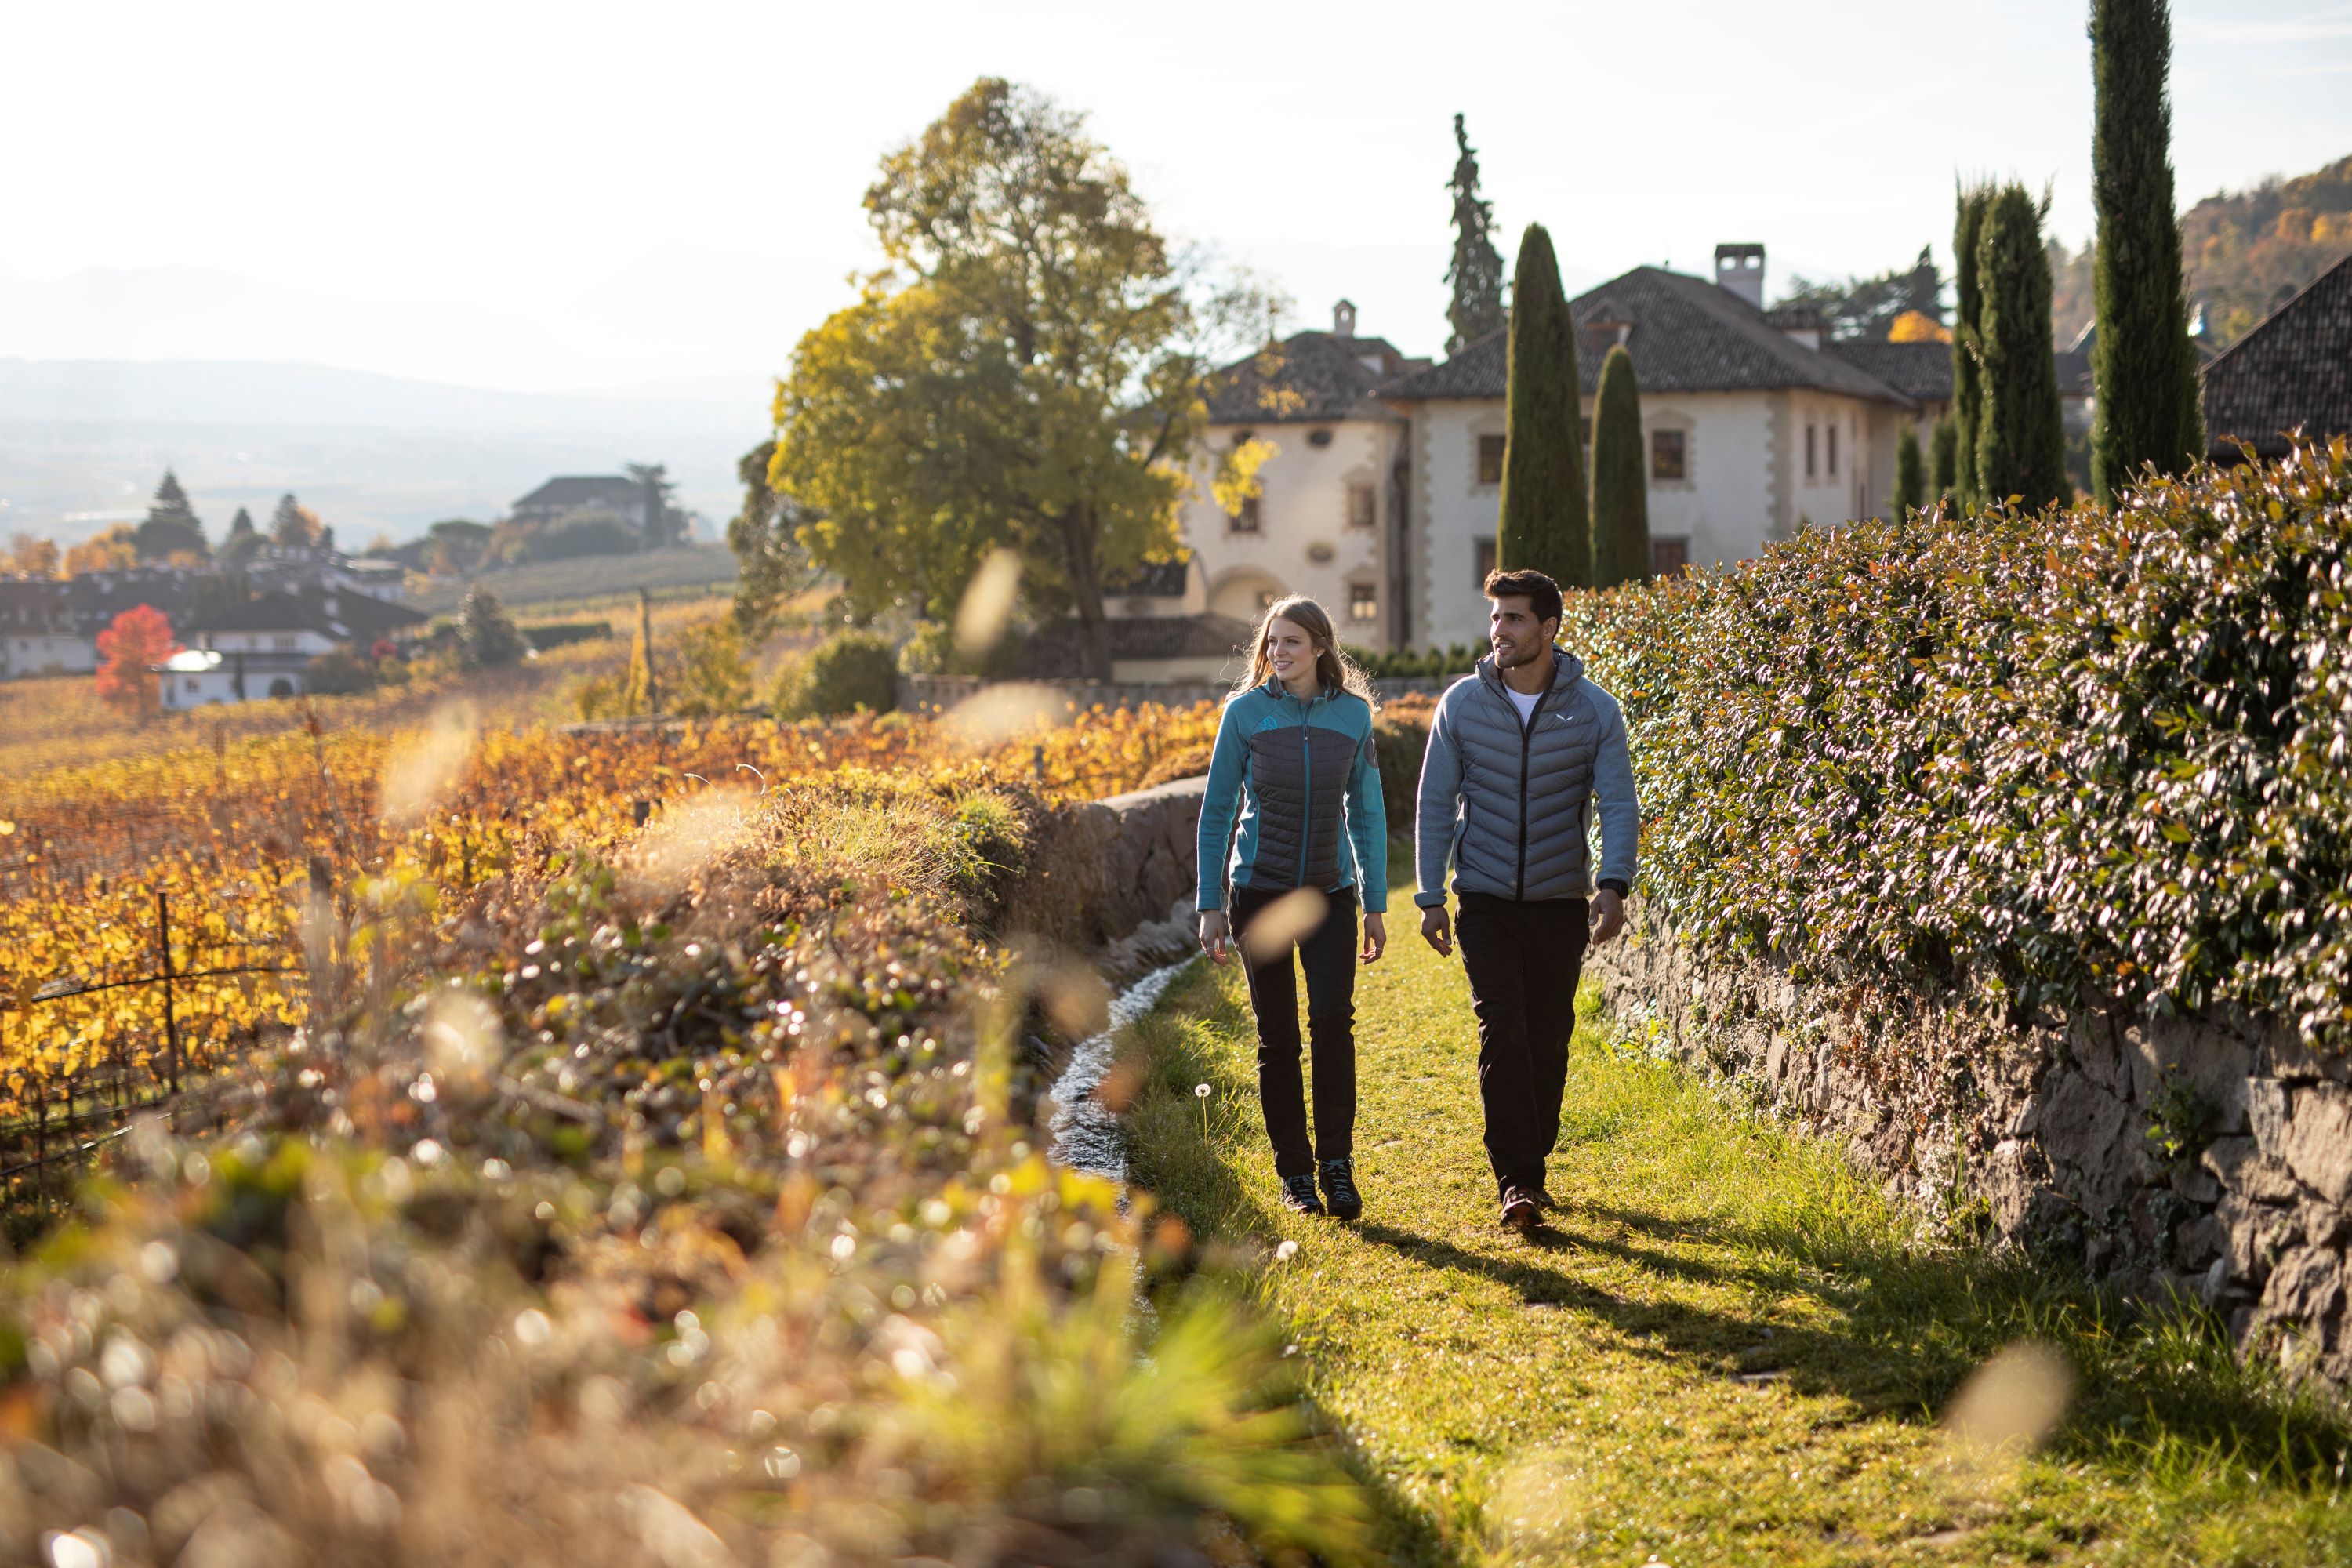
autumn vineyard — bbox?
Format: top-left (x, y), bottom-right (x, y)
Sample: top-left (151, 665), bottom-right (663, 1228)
top-left (0, 699), bottom-right (1221, 1206)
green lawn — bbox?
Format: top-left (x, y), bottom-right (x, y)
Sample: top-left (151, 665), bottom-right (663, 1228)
top-left (1123, 882), bottom-right (2352, 1566)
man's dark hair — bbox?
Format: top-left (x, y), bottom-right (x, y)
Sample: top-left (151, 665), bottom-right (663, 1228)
top-left (1483, 567), bottom-right (1563, 625)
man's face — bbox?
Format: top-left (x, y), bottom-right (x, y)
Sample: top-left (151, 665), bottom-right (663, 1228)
top-left (1488, 597), bottom-right (1559, 669)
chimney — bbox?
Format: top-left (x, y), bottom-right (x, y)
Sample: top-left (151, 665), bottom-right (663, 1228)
top-left (1715, 243), bottom-right (1766, 309)
top-left (1333, 298), bottom-right (1357, 338)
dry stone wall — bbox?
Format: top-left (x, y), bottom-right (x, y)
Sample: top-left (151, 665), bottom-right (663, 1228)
top-left (1004, 776), bottom-right (1206, 956)
top-left (1590, 909), bottom-right (2352, 1388)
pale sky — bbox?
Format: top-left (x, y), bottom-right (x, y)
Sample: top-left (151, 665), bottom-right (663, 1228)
top-left (5, 0), bottom-right (2349, 407)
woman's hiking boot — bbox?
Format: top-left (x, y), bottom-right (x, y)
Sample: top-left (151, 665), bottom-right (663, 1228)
top-left (1500, 1185), bottom-right (1540, 1232)
top-left (1279, 1174), bottom-right (1327, 1216)
top-left (1319, 1157), bottom-right (1363, 1221)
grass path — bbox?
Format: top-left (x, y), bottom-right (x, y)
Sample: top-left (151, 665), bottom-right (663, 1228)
top-left (1123, 889), bottom-right (2352, 1566)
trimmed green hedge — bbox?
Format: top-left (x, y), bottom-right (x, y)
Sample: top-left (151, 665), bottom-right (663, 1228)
top-left (1569, 439), bottom-right (2352, 1041)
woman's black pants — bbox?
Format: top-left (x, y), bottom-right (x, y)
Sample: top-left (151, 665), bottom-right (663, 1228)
top-left (1230, 884), bottom-right (1358, 1179)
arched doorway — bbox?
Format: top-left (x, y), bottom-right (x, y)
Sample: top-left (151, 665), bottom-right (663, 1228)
top-left (268, 677), bottom-right (295, 699)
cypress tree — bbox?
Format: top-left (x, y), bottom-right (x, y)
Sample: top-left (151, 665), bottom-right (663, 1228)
top-left (1930, 416), bottom-right (1959, 499)
top-left (1973, 184), bottom-right (2071, 510)
top-left (1893, 424), bottom-right (1926, 516)
top-left (1589, 345), bottom-right (1650, 586)
top-left (1497, 223), bottom-right (1588, 589)
top-left (2089, 0), bottom-right (2204, 501)
top-left (1444, 114), bottom-right (1507, 354)
top-left (1951, 183), bottom-right (1994, 509)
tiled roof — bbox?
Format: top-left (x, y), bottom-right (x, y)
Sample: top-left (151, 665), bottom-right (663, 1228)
top-left (1023, 612), bottom-right (1254, 670)
top-left (185, 586), bottom-right (426, 641)
top-left (514, 475), bottom-right (644, 513)
top-left (1380, 266), bottom-right (1916, 405)
top-left (1825, 341), bottom-right (1955, 403)
top-left (2201, 252), bottom-right (2352, 459)
top-left (1204, 332), bottom-right (1423, 425)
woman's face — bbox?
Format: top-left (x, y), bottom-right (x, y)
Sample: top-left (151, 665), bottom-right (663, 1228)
top-left (1265, 616), bottom-right (1319, 685)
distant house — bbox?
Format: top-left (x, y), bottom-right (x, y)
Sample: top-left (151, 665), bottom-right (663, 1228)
top-left (244, 542), bottom-right (409, 603)
top-left (2202, 251), bottom-right (2352, 462)
top-left (0, 567), bottom-right (199, 681)
top-left (512, 475), bottom-right (652, 532)
top-left (160, 586), bottom-right (426, 708)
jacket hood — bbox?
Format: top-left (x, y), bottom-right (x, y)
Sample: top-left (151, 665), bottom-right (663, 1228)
top-left (1473, 646), bottom-right (1584, 699)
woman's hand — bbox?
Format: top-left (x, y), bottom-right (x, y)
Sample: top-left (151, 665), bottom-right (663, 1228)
top-left (1198, 911), bottom-right (1230, 965)
top-left (1360, 912), bottom-right (1386, 964)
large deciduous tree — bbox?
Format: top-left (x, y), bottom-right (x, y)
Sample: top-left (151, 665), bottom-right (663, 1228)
top-left (767, 78), bottom-right (1264, 679)
top-left (95, 604), bottom-right (179, 718)
top-left (1974, 183), bottom-right (2071, 510)
top-left (1444, 113), bottom-right (1507, 354)
top-left (2089, 0), bottom-right (2204, 500)
top-left (1497, 223), bottom-right (1589, 589)
top-left (1951, 183), bottom-right (1994, 510)
top-left (1588, 345), bottom-right (1650, 587)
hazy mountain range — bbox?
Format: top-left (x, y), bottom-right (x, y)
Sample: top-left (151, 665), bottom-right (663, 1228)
top-left (0, 356), bottom-right (768, 546)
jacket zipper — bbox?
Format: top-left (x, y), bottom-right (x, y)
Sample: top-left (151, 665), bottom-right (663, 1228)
top-left (1296, 691), bottom-right (1314, 887)
top-left (1512, 670), bottom-right (1555, 899)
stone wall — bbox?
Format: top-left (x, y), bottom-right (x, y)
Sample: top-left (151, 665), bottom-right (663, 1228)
top-left (1002, 775), bottom-right (1206, 958)
top-left (1589, 909), bottom-right (2352, 1387)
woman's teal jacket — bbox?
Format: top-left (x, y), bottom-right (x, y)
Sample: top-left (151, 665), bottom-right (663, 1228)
top-left (1196, 678), bottom-right (1387, 914)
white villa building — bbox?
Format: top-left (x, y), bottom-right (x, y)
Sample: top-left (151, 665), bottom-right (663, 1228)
top-left (1160, 245), bottom-right (1977, 659)
top-left (158, 586), bottom-right (426, 708)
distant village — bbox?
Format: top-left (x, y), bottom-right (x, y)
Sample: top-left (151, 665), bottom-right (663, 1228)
top-left (0, 469), bottom-right (691, 706)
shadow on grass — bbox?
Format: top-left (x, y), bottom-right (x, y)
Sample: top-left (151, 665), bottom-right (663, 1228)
top-left (1128, 956), bottom-right (2352, 1541)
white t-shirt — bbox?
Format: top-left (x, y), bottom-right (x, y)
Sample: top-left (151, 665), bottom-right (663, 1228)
top-left (1505, 685), bottom-right (1542, 728)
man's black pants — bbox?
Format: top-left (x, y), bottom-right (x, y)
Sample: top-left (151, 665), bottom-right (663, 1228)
top-left (1455, 891), bottom-right (1589, 1200)
top-left (1232, 884), bottom-right (1358, 1179)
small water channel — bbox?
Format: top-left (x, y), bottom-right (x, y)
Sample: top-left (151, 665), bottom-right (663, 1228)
top-left (1043, 960), bottom-right (1192, 1184)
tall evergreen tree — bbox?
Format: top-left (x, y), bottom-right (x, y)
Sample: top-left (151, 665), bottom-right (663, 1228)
top-left (222, 506), bottom-right (261, 568)
top-left (1930, 416), bottom-right (1960, 499)
top-left (1973, 184), bottom-right (2071, 510)
top-left (133, 469), bottom-right (208, 560)
top-left (1588, 346), bottom-right (1650, 587)
top-left (1497, 223), bottom-right (1588, 589)
top-left (2089, 0), bottom-right (2205, 500)
top-left (1443, 114), bottom-right (1507, 354)
top-left (456, 586), bottom-right (526, 670)
top-left (1951, 183), bottom-right (1994, 509)
top-left (1893, 425), bottom-right (1926, 516)
top-left (271, 493), bottom-right (318, 547)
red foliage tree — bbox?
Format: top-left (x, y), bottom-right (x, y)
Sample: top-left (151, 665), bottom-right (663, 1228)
top-left (95, 604), bottom-right (181, 719)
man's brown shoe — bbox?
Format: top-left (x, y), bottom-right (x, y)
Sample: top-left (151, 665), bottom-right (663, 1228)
top-left (1500, 1186), bottom-right (1540, 1231)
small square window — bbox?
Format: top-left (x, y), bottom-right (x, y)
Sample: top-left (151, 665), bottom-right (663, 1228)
top-left (1651, 430), bottom-right (1686, 481)
top-left (1229, 495), bottom-right (1261, 534)
top-left (1652, 537), bottom-right (1690, 578)
top-left (1476, 434), bottom-right (1506, 485)
top-left (1475, 536), bottom-right (1497, 588)
top-left (1347, 483), bottom-right (1376, 529)
top-left (1348, 583), bottom-right (1379, 621)
top-left (274, 635), bottom-right (297, 652)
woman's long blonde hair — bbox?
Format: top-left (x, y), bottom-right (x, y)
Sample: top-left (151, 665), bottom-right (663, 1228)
top-left (1235, 595), bottom-right (1379, 710)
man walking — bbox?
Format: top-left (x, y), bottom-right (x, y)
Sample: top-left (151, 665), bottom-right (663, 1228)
top-left (1415, 568), bottom-right (1638, 1232)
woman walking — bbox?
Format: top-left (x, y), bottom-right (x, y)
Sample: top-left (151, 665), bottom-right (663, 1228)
top-left (1196, 596), bottom-right (1388, 1219)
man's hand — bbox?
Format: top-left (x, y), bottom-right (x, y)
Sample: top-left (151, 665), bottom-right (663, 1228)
top-left (1420, 905), bottom-right (1453, 957)
top-left (1360, 912), bottom-right (1387, 964)
top-left (1198, 911), bottom-right (1230, 965)
top-left (1590, 889), bottom-right (1626, 946)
